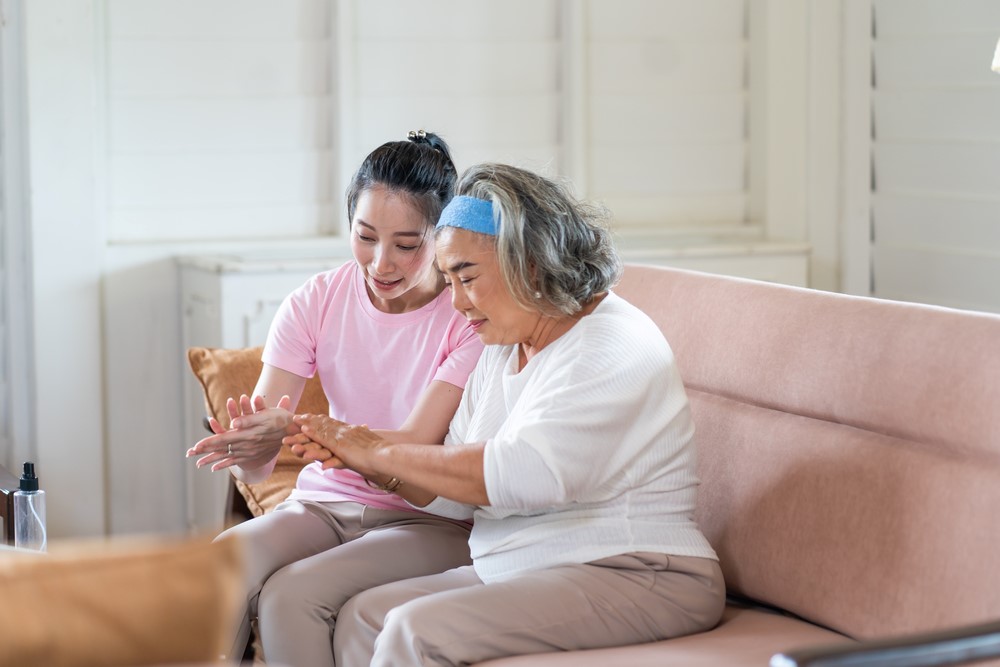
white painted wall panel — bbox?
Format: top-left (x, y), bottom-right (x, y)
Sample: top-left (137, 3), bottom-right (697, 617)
top-left (874, 143), bottom-right (1000, 196)
top-left (108, 0), bottom-right (329, 39)
top-left (873, 0), bottom-right (1000, 37)
top-left (592, 143), bottom-right (744, 195)
top-left (871, 0), bottom-right (1000, 313)
top-left (111, 98), bottom-right (332, 151)
top-left (358, 42), bottom-right (558, 95)
top-left (587, 0), bottom-right (744, 39)
top-left (108, 41), bottom-right (330, 98)
top-left (589, 42), bottom-right (744, 94)
top-left (585, 0), bottom-right (747, 226)
top-left (601, 194), bottom-right (746, 227)
top-left (345, 0), bottom-right (562, 179)
top-left (355, 0), bottom-right (558, 38)
top-left (591, 94), bottom-right (744, 143)
top-left (106, 0), bottom-right (334, 242)
top-left (874, 91), bottom-right (1000, 141)
top-left (875, 194), bottom-right (1000, 249)
top-left (874, 35), bottom-right (1000, 88)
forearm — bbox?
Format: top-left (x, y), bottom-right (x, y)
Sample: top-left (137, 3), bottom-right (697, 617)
top-left (370, 442), bottom-right (489, 507)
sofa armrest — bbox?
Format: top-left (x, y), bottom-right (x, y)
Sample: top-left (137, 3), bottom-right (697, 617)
top-left (771, 619), bottom-right (1000, 667)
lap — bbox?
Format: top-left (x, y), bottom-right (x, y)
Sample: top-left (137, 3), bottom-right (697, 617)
top-left (356, 553), bottom-right (724, 665)
top-left (219, 500), bottom-right (472, 604)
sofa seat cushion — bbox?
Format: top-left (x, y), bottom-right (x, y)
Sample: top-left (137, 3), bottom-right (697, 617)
top-left (475, 604), bottom-right (849, 667)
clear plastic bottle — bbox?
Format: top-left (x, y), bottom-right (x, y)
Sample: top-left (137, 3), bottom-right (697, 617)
top-left (13, 461), bottom-right (46, 552)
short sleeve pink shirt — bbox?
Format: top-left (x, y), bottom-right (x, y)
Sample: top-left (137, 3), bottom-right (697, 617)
top-left (262, 261), bottom-right (483, 511)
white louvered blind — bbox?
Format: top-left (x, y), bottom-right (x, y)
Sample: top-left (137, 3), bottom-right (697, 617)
top-left (584, 0), bottom-right (747, 228)
top-left (105, 0), bottom-right (334, 241)
top-left (872, 0), bottom-right (1000, 313)
top-left (345, 0), bottom-right (562, 180)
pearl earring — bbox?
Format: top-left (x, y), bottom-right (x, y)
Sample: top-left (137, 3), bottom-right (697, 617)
top-left (534, 291), bottom-right (542, 299)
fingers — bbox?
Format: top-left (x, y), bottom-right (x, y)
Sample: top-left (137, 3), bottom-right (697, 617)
top-left (277, 394), bottom-right (292, 411)
top-left (289, 442), bottom-right (346, 469)
top-left (208, 416), bottom-right (226, 435)
top-left (283, 433), bottom-right (312, 447)
top-left (239, 394), bottom-right (253, 417)
top-left (226, 397), bottom-right (239, 422)
top-left (252, 394), bottom-right (267, 413)
top-left (290, 442), bottom-right (331, 461)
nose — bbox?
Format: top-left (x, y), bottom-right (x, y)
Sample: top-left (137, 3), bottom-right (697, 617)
top-left (450, 282), bottom-right (471, 312)
top-left (373, 244), bottom-right (394, 275)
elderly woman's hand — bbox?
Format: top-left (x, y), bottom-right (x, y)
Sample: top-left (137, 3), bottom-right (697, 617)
top-left (289, 414), bottom-right (390, 475)
top-left (186, 394), bottom-right (300, 472)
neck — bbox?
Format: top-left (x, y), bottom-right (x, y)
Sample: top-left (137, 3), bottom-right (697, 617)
top-left (518, 293), bottom-right (608, 369)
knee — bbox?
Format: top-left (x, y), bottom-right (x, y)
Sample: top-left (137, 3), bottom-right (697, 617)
top-left (376, 598), bottom-right (457, 662)
top-left (257, 567), bottom-right (313, 619)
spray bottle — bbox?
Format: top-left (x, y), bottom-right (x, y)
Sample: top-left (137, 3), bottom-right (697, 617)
top-left (14, 462), bottom-right (46, 552)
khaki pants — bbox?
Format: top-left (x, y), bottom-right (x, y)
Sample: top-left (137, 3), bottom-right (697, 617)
top-left (216, 499), bottom-right (471, 667)
top-left (334, 552), bottom-right (725, 667)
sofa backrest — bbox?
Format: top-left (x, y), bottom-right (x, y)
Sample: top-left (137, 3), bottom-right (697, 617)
top-left (615, 264), bottom-right (1000, 640)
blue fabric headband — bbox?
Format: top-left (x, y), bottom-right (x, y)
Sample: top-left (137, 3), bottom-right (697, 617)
top-left (435, 195), bottom-right (497, 236)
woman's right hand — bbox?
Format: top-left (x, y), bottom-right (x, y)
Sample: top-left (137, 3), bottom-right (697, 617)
top-left (186, 394), bottom-right (300, 472)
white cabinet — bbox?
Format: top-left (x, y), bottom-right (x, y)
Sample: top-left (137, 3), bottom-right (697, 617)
top-left (178, 251), bottom-right (351, 533)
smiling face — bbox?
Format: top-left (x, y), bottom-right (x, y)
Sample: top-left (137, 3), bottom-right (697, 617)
top-left (435, 226), bottom-right (540, 347)
top-left (350, 184), bottom-right (442, 313)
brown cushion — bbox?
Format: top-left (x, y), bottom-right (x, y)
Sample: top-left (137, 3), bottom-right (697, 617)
top-left (0, 535), bottom-right (243, 667)
top-left (187, 346), bottom-right (329, 517)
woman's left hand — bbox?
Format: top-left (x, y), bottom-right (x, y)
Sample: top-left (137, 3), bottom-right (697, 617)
top-left (289, 414), bottom-right (389, 474)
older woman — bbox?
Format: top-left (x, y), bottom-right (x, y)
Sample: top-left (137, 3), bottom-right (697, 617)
top-left (288, 163), bottom-right (725, 666)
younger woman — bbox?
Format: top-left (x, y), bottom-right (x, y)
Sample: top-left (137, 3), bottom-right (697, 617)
top-left (186, 131), bottom-right (483, 667)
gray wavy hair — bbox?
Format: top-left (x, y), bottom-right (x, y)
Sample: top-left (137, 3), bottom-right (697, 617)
top-left (451, 163), bottom-right (622, 317)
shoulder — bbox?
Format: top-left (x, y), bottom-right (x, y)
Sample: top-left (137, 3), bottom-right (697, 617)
top-left (577, 293), bottom-right (667, 352)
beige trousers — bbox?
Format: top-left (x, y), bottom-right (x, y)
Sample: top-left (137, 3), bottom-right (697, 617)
top-left (216, 499), bottom-right (472, 667)
top-left (334, 552), bottom-right (725, 667)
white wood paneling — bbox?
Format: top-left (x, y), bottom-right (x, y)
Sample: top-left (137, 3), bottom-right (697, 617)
top-left (341, 0), bottom-right (562, 179)
top-left (841, 0), bottom-right (874, 297)
top-left (871, 0), bottom-right (1000, 313)
top-left (585, 0), bottom-right (748, 227)
top-left (104, 0), bottom-right (334, 242)
top-left (873, 0), bottom-right (1000, 36)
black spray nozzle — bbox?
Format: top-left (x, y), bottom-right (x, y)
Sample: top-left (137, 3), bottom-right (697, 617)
top-left (19, 461), bottom-right (38, 492)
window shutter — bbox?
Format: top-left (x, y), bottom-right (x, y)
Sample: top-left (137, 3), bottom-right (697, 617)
top-left (343, 0), bottom-right (562, 179)
top-left (583, 0), bottom-right (747, 228)
top-left (871, 0), bottom-right (1000, 312)
top-left (105, 0), bottom-right (334, 241)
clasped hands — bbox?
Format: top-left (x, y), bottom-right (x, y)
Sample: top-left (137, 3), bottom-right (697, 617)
top-left (285, 414), bottom-right (388, 477)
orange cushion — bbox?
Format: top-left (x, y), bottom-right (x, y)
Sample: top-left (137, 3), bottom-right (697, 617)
top-left (187, 346), bottom-right (329, 517)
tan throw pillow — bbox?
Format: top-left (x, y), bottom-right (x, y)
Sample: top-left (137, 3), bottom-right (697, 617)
top-left (0, 535), bottom-right (243, 667)
top-left (187, 346), bottom-right (329, 517)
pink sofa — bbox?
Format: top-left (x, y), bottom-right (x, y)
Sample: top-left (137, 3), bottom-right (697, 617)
top-left (477, 264), bottom-right (1000, 666)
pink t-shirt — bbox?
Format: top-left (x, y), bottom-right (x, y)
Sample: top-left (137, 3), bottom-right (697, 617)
top-left (262, 261), bottom-right (484, 511)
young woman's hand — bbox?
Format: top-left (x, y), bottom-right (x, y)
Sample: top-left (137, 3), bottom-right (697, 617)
top-left (186, 394), bottom-right (299, 472)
